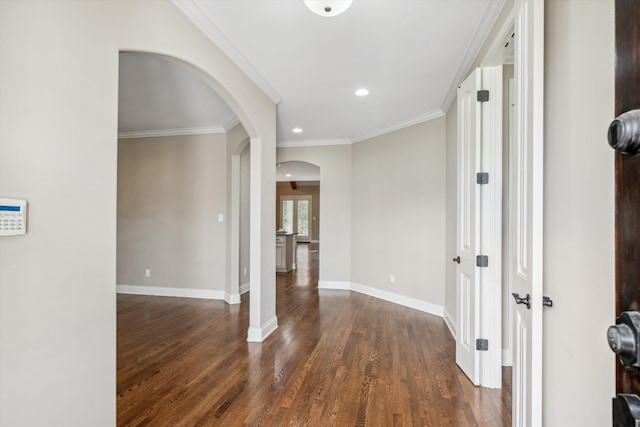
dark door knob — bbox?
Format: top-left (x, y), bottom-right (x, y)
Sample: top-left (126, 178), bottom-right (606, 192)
top-left (613, 394), bottom-right (640, 426)
top-left (452, 256), bottom-right (460, 264)
top-left (512, 293), bottom-right (531, 309)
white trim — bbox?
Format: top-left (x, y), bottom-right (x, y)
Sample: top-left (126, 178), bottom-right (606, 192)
top-left (350, 282), bottom-right (444, 317)
top-left (502, 349), bottom-right (513, 367)
top-left (171, 0), bottom-right (282, 104)
top-left (239, 282), bottom-right (250, 295)
top-left (441, 0), bottom-right (507, 112)
top-left (223, 116), bottom-right (241, 131)
top-left (118, 126), bottom-right (228, 140)
top-left (351, 109), bottom-right (445, 143)
top-left (117, 284), bottom-right (225, 300)
top-left (225, 292), bottom-right (241, 304)
top-left (277, 139), bottom-right (352, 148)
top-left (317, 281), bottom-right (444, 318)
top-left (443, 308), bottom-right (456, 339)
top-left (317, 280), bottom-right (351, 290)
top-left (246, 315), bottom-right (278, 342)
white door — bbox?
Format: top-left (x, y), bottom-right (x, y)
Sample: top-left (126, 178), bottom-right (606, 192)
top-left (280, 195), bottom-right (311, 243)
top-left (512, 0), bottom-right (544, 425)
top-left (455, 68), bottom-right (482, 385)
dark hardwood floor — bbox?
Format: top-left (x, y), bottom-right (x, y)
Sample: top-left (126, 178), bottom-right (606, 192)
top-left (117, 244), bottom-right (511, 426)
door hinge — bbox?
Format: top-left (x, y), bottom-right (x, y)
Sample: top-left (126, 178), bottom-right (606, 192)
top-left (477, 90), bottom-right (490, 102)
top-left (476, 172), bottom-right (489, 184)
top-left (476, 255), bottom-right (489, 267)
top-left (476, 338), bottom-right (489, 351)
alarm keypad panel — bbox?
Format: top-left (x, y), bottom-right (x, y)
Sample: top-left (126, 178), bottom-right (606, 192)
top-left (0, 198), bottom-right (27, 236)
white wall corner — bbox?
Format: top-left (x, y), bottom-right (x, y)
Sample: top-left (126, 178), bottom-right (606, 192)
top-left (246, 315), bottom-right (278, 342)
top-left (225, 292), bottom-right (241, 304)
top-left (116, 284), bottom-right (225, 300)
top-left (443, 308), bottom-right (456, 339)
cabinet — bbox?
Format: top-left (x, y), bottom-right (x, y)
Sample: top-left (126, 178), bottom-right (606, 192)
top-left (276, 232), bottom-right (297, 273)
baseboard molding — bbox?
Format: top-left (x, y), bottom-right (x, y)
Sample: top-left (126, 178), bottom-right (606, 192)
top-left (225, 292), bottom-right (241, 305)
top-left (247, 315), bottom-right (278, 342)
top-left (317, 281), bottom-right (444, 318)
top-left (317, 280), bottom-right (351, 290)
top-left (311, 240), bottom-right (320, 244)
top-left (239, 282), bottom-right (250, 295)
top-left (502, 349), bottom-right (513, 367)
top-left (116, 284), bottom-right (225, 300)
top-left (443, 308), bottom-right (456, 338)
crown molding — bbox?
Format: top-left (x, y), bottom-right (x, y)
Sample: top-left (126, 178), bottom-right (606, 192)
top-left (277, 139), bottom-right (352, 148)
top-left (441, 0), bottom-right (506, 113)
top-left (223, 116), bottom-right (241, 131)
top-left (118, 126), bottom-right (228, 140)
top-left (171, 0), bottom-right (283, 105)
top-left (351, 109), bottom-right (445, 144)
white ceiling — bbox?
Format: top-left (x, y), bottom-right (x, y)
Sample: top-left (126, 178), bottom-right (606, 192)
top-left (276, 161), bottom-right (321, 182)
top-left (118, 0), bottom-right (505, 145)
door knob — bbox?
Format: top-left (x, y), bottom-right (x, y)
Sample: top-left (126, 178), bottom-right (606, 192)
top-left (608, 311), bottom-right (640, 371)
top-left (512, 293), bottom-right (531, 309)
top-left (608, 109), bottom-right (640, 154)
top-left (543, 296), bottom-right (553, 307)
top-left (452, 256), bottom-right (460, 264)
top-left (613, 394), bottom-right (640, 426)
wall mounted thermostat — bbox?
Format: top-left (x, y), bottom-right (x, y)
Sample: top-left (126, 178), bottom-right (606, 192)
top-left (0, 198), bottom-right (27, 236)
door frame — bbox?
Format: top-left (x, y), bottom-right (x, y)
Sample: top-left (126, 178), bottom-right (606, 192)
top-left (279, 194), bottom-right (312, 242)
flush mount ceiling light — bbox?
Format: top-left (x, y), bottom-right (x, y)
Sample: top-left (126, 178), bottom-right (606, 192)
top-left (304, 0), bottom-right (353, 17)
top-left (355, 88), bottom-right (369, 96)
top-left (292, 127), bottom-right (303, 133)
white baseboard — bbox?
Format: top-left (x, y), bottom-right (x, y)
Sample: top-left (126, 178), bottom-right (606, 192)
top-left (502, 349), bottom-right (513, 367)
top-left (443, 308), bottom-right (456, 338)
top-left (239, 282), bottom-right (250, 295)
top-left (247, 315), bottom-right (278, 342)
top-left (311, 240), bottom-right (320, 244)
top-left (317, 280), bottom-right (351, 290)
top-left (225, 292), bottom-right (241, 304)
top-left (117, 284), bottom-right (225, 300)
top-left (317, 281), bottom-right (444, 318)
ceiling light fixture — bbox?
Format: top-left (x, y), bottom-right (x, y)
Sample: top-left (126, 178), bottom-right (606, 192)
top-left (304, 0), bottom-right (353, 17)
top-left (355, 88), bottom-right (369, 96)
top-left (292, 127), bottom-right (303, 133)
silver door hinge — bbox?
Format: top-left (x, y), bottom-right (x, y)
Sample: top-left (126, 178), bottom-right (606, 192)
top-left (476, 172), bottom-right (489, 184)
top-left (476, 339), bottom-right (489, 351)
top-left (476, 255), bottom-right (489, 267)
top-left (477, 90), bottom-right (490, 102)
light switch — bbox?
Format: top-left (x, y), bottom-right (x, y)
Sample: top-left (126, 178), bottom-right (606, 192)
top-left (218, 214), bottom-right (224, 222)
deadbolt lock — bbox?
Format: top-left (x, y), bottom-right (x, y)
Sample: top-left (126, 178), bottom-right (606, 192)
top-left (608, 311), bottom-right (640, 371)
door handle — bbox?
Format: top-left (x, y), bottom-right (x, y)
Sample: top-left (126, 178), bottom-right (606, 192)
top-left (452, 256), bottom-right (460, 264)
top-left (608, 109), bottom-right (640, 154)
top-left (613, 394), bottom-right (640, 426)
top-left (607, 311), bottom-right (640, 370)
top-left (512, 293), bottom-right (531, 309)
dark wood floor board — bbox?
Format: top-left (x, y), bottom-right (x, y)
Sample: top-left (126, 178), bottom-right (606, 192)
top-left (117, 243), bottom-right (511, 426)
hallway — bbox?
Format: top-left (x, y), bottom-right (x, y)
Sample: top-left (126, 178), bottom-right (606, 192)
top-left (117, 243), bottom-right (511, 426)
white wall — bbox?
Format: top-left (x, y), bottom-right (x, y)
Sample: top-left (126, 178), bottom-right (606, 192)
top-left (240, 143), bottom-right (251, 291)
top-left (351, 119), bottom-right (446, 310)
top-left (277, 145), bottom-right (352, 283)
top-left (0, 1), bottom-right (275, 425)
top-left (543, 1), bottom-right (615, 424)
top-left (117, 134), bottom-right (228, 293)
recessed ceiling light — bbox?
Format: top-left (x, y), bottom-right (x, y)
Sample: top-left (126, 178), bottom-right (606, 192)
top-left (292, 127), bottom-right (303, 133)
top-left (286, 174), bottom-right (292, 178)
top-left (355, 88), bottom-right (369, 96)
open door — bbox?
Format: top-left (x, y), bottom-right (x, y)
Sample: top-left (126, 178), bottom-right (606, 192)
top-left (455, 65), bottom-right (503, 389)
top-left (511, 0), bottom-right (545, 425)
top-left (607, 0), bottom-right (640, 425)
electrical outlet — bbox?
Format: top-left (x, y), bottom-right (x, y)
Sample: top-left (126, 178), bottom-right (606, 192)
top-left (145, 269), bottom-right (151, 278)
top-left (389, 274), bottom-right (395, 284)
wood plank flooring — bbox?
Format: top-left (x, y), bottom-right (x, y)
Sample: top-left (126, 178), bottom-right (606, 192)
top-left (117, 244), bottom-right (511, 426)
